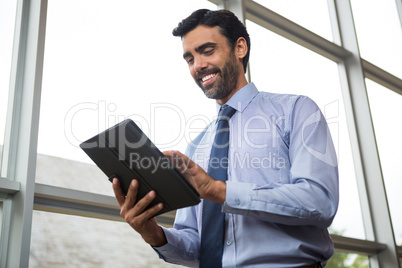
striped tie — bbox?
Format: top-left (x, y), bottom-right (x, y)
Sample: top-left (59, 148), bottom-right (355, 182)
top-left (200, 105), bottom-right (236, 268)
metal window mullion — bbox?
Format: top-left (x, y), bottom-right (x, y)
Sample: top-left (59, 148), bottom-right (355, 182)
top-left (0, 197), bottom-right (12, 268)
top-left (0, 179), bottom-right (20, 195)
top-left (2, 0), bottom-right (48, 267)
top-left (32, 183), bottom-right (177, 228)
top-left (245, 0), bottom-right (351, 63)
top-left (33, 183), bottom-right (121, 221)
top-left (396, 0), bottom-right (402, 29)
top-left (218, 0), bottom-right (251, 82)
top-left (210, 0), bottom-right (351, 63)
top-left (331, 234), bottom-right (386, 256)
top-left (218, 0), bottom-right (245, 22)
top-left (31, 183), bottom-right (393, 257)
top-left (328, 0), bottom-right (400, 267)
top-left (210, 0), bottom-right (402, 95)
top-left (362, 59), bottom-right (402, 96)
top-left (32, 183), bottom-right (392, 256)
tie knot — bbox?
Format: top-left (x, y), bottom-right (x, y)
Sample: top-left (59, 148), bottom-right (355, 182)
top-left (217, 105), bottom-right (236, 122)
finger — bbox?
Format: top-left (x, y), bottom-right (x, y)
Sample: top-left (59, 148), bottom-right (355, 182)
top-left (120, 179), bottom-right (140, 219)
top-left (137, 202), bottom-right (164, 221)
top-left (172, 151), bottom-right (193, 168)
top-left (133, 190), bottom-right (158, 214)
top-left (125, 179), bottom-right (139, 208)
top-left (123, 190), bottom-right (160, 223)
top-left (164, 150), bottom-right (192, 172)
top-left (126, 203), bottom-right (164, 232)
top-left (112, 178), bottom-right (125, 207)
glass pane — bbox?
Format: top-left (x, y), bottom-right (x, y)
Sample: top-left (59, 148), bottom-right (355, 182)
top-left (0, 201), bottom-right (3, 239)
top-left (366, 79), bottom-right (402, 245)
top-left (350, 0), bottom-right (402, 79)
top-left (38, 0), bottom-right (217, 193)
top-left (36, 153), bottom-right (114, 195)
top-left (252, 0), bottom-right (333, 41)
top-left (247, 19), bottom-right (365, 239)
top-left (0, 0), bottom-right (17, 173)
top-left (30, 211), bottom-right (182, 267)
top-left (326, 252), bottom-right (369, 267)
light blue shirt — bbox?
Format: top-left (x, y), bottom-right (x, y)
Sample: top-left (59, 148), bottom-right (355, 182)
top-left (154, 83), bottom-right (339, 267)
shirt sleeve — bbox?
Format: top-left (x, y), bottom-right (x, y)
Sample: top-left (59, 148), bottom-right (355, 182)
top-left (152, 129), bottom-right (213, 266)
top-left (152, 197), bottom-right (201, 267)
top-left (223, 96), bottom-right (339, 228)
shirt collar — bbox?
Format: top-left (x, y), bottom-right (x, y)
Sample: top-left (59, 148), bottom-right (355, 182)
top-left (215, 82), bottom-right (259, 114)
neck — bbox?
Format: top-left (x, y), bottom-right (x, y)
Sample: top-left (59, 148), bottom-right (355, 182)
top-left (216, 75), bottom-right (248, 105)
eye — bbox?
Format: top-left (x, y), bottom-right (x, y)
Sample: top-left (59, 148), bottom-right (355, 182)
top-left (186, 57), bottom-right (194, 65)
top-left (204, 49), bottom-right (214, 55)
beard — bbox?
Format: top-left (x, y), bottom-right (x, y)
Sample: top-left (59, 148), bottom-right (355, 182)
top-left (196, 51), bottom-right (240, 100)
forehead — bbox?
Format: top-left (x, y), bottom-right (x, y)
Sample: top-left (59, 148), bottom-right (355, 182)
top-left (182, 25), bottom-right (227, 52)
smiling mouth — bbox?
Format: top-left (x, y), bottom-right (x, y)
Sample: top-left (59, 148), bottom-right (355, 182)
top-left (201, 73), bottom-right (217, 82)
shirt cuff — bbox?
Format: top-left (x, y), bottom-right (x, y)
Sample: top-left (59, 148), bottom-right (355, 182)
top-left (223, 181), bottom-right (254, 213)
top-left (153, 242), bottom-right (178, 259)
top-left (152, 226), bottom-right (199, 267)
top-left (152, 226), bottom-right (179, 259)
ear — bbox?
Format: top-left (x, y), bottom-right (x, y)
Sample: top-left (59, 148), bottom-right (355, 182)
top-left (234, 37), bottom-right (248, 60)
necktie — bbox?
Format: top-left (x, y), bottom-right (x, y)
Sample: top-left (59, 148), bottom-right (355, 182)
top-left (200, 105), bottom-right (236, 268)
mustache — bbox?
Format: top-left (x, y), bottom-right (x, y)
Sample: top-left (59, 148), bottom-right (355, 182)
top-left (195, 67), bottom-right (221, 80)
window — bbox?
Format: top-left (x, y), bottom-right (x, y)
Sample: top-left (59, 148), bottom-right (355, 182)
top-left (326, 252), bottom-right (369, 268)
top-left (366, 79), bottom-right (402, 245)
top-left (247, 19), bottom-right (365, 239)
top-left (37, 0), bottom-right (216, 194)
top-left (0, 0), bottom-right (17, 174)
top-left (30, 211), bottom-right (182, 267)
top-left (350, 0), bottom-right (402, 79)
top-left (2, 0), bottom-right (401, 265)
top-left (0, 201), bottom-right (3, 238)
top-left (252, 0), bottom-right (333, 41)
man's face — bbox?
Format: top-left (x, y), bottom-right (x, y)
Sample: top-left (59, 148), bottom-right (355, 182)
top-left (182, 25), bottom-right (241, 101)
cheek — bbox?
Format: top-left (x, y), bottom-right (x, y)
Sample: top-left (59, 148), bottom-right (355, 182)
top-left (189, 67), bottom-right (197, 80)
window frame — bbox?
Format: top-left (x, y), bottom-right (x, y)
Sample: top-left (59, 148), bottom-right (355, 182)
top-left (1, 0), bottom-right (401, 267)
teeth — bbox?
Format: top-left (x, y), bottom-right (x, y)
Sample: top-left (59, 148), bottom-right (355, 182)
top-left (202, 73), bottom-right (216, 82)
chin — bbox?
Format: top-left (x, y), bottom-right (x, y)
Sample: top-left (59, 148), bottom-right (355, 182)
top-left (202, 86), bottom-right (217, 98)
top-left (206, 90), bottom-right (230, 101)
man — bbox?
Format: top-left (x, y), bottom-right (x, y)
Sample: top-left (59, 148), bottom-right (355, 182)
top-left (113, 9), bottom-right (339, 268)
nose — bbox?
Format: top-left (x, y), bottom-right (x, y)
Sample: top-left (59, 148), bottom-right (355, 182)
top-left (193, 55), bottom-right (208, 73)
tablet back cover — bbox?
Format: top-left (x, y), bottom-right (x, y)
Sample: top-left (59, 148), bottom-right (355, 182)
top-left (80, 119), bottom-right (200, 216)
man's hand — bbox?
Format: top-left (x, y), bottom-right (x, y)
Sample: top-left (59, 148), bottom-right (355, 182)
top-left (164, 150), bottom-right (226, 204)
top-left (112, 178), bottom-right (167, 247)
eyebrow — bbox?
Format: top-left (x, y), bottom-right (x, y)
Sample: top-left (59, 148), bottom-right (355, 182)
top-left (183, 42), bottom-right (218, 59)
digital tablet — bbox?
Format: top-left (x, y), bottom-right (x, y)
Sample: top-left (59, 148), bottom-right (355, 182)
top-left (80, 119), bottom-right (200, 216)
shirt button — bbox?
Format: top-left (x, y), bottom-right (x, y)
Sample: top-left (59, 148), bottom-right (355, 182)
top-left (226, 240), bottom-right (232, 246)
top-left (235, 198), bottom-right (241, 205)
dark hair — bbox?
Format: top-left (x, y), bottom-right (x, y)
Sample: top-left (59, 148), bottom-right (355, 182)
top-left (172, 9), bottom-right (250, 73)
